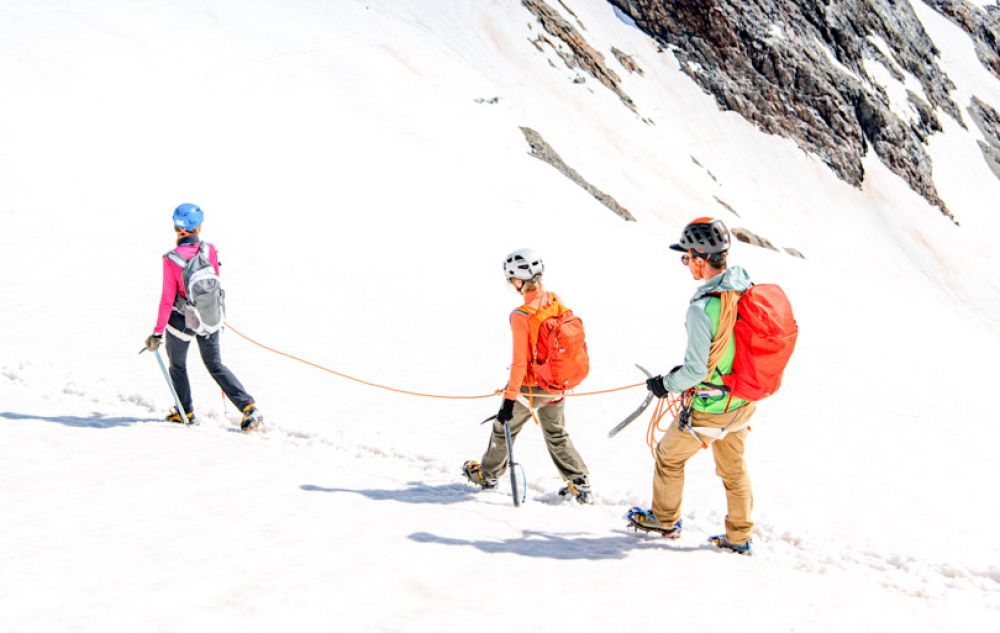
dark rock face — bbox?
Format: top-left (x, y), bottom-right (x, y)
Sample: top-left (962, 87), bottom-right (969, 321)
top-left (969, 96), bottom-right (1000, 180)
top-left (523, 0), bottom-right (637, 111)
top-left (520, 127), bottom-right (636, 221)
top-left (925, 0), bottom-right (1000, 80)
top-left (608, 0), bottom-right (964, 221)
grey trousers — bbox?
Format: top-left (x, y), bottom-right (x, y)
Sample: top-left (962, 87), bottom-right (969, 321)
top-left (480, 388), bottom-right (588, 481)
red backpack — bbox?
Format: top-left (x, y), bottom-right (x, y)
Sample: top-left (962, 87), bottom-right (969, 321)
top-left (720, 284), bottom-right (798, 401)
top-left (517, 293), bottom-right (590, 392)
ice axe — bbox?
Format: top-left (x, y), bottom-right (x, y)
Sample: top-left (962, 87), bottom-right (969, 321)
top-left (479, 413), bottom-right (523, 508)
top-left (140, 346), bottom-right (187, 426)
top-left (607, 364), bottom-right (655, 438)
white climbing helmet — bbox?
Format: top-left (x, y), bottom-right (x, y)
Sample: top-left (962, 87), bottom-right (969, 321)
top-left (503, 248), bottom-right (544, 281)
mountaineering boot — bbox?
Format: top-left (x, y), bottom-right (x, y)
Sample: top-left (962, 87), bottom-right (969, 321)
top-left (165, 407), bottom-right (197, 425)
top-left (461, 460), bottom-right (497, 490)
top-left (558, 475), bottom-right (593, 504)
top-left (708, 534), bottom-right (752, 555)
top-left (625, 507), bottom-right (683, 539)
top-left (240, 403), bottom-right (264, 431)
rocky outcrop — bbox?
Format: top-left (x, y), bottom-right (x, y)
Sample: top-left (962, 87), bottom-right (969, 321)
top-left (523, 0), bottom-right (637, 111)
top-left (925, 0), bottom-right (1000, 80)
top-left (520, 127), bottom-right (636, 221)
top-left (713, 195), bottom-right (739, 216)
top-left (969, 96), bottom-right (1000, 180)
top-left (612, 46), bottom-right (645, 75)
top-left (608, 0), bottom-right (963, 221)
top-left (732, 227), bottom-right (806, 258)
top-left (732, 227), bottom-right (777, 251)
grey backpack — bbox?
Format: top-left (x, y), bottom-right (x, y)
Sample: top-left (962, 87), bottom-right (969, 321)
top-left (165, 242), bottom-right (226, 335)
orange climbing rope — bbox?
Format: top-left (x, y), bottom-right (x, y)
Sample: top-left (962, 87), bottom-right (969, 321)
top-left (225, 322), bottom-right (499, 400)
top-left (564, 382), bottom-right (646, 397)
top-left (224, 322), bottom-right (645, 401)
top-left (645, 393), bottom-right (682, 458)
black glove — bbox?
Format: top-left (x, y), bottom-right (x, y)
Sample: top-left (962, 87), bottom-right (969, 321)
top-left (144, 333), bottom-right (163, 352)
top-left (496, 398), bottom-right (516, 423)
top-left (646, 375), bottom-right (670, 399)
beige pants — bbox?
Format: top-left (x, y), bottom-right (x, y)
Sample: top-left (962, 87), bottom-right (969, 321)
top-left (652, 402), bottom-right (756, 545)
top-left (480, 388), bottom-right (588, 481)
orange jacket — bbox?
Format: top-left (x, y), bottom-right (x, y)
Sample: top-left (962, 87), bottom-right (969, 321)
top-left (504, 286), bottom-right (554, 399)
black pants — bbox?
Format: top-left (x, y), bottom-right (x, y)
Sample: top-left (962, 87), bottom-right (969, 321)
top-left (165, 313), bottom-right (254, 414)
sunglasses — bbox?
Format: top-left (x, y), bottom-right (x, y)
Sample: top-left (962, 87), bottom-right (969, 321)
top-left (681, 251), bottom-right (708, 265)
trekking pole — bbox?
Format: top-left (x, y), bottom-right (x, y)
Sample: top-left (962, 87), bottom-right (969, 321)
top-left (502, 419), bottom-right (521, 508)
top-left (151, 348), bottom-right (186, 424)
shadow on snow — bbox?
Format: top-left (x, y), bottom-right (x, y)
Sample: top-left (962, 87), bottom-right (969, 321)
top-left (407, 529), bottom-right (713, 560)
top-left (0, 411), bottom-right (161, 429)
top-left (300, 481), bottom-right (478, 505)
top-left (305, 482), bottom-right (717, 560)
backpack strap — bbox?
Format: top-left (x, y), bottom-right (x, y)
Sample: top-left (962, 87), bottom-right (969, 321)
top-left (164, 245), bottom-right (208, 310)
top-left (704, 290), bottom-right (740, 382)
top-left (516, 292), bottom-right (564, 350)
top-left (164, 250), bottom-right (188, 268)
top-left (164, 241), bottom-right (210, 269)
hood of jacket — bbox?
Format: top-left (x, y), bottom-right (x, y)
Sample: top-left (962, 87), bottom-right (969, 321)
top-left (690, 265), bottom-right (753, 302)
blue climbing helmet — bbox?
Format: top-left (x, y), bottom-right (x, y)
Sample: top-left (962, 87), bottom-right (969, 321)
top-left (172, 203), bottom-right (204, 232)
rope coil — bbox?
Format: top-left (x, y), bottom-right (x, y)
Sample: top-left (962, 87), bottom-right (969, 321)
top-left (645, 394), bottom-right (682, 458)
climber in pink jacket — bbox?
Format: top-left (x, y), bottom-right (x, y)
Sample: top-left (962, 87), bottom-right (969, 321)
top-left (143, 203), bottom-right (263, 431)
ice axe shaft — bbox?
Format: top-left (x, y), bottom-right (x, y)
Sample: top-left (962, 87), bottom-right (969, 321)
top-left (503, 418), bottom-right (520, 508)
top-left (477, 413), bottom-right (521, 506)
top-left (152, 348), bottom-right (187, 423)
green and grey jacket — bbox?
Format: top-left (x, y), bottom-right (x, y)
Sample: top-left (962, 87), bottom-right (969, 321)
top-left (664, 265), bottom-right (753, 413)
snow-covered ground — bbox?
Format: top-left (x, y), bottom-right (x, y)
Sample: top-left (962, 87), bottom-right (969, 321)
top-left (2, 1), bottom-right (999, 631)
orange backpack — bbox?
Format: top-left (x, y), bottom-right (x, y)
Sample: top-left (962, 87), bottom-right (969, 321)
top-left (719, 284), bottom-right (798, 401)
top-left (517, 293), bottom-right (590, 392)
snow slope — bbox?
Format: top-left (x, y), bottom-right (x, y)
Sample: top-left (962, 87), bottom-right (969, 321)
top-left (2, 1), bottom-right (999, 631)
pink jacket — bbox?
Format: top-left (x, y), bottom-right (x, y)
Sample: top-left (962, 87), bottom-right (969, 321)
top-left (154, 241), bottom-right (220, 334)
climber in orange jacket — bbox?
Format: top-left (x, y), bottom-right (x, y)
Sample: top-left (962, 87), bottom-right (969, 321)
top-left (461, 249), bottom-right (592, 503)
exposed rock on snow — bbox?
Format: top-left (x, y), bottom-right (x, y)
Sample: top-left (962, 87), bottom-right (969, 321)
top-left (924, 0), bottom-right (1000, 80)
top-left (732, 227), bottom-right (807, 259)
top-left (969, 95), bottom-right (1000, 180)
top-left (691, 155), bottom-right (720, 182)
top-left (520, 126), bottom-right (636, 221)
top-left (523, 0), bottom-right (638, 111)
top-left (611, 46), bottom-right (645, 74)
top-left (732, 226), bottom-right (777, 251)
top-left (713, 195), bottom-right (740, 216)
top-left (607, 0), bottom-right (964, 221)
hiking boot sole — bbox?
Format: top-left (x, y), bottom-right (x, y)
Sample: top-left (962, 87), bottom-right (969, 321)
top-left (627, 517), bottom-right (682, 539)
top-left (240, 417), bottom-right (264, 432)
